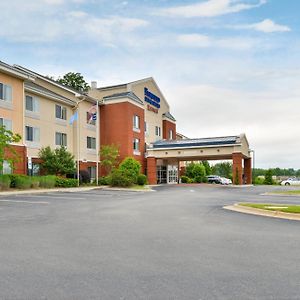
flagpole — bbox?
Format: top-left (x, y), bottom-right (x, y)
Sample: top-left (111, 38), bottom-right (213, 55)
top-left (77, 105), bottom-right (80, 187)
top-left (96, 100), bottom-right (99, 185)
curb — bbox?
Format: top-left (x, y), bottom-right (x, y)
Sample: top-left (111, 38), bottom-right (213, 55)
top-left (261, 192), bottom-right (300, 197)
top-left (223, 204), bottom-right (300, 221)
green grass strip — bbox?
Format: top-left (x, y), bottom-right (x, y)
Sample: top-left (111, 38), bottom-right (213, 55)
top-left (239, 203), bottom-right (300, 214)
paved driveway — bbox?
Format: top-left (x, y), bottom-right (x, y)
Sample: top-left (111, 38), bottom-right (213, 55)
top-left (0, 185), bottom-right (299, 300)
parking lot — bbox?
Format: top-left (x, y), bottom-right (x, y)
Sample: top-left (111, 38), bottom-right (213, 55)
top-left (0, 185), bottom-right (300, 300)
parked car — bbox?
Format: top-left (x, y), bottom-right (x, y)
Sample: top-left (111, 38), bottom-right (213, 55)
top-left (220, 177), bottom-right (232, 185)
top-left (281, 178), bottom-right (300, 186)
top-left (207, 175), bottom-right (222, 184)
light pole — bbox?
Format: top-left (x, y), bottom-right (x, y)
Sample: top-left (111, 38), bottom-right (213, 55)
top-left (249, 149), bottom-right (255, 183)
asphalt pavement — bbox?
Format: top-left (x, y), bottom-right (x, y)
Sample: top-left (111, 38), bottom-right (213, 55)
top-left (0, 185), bottom-right (299, 300)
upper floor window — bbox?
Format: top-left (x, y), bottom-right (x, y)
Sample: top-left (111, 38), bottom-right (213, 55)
top-left (25, 126), bottom-right (40, 142)
top-left (87, 136), bottom-right (96, 149)
top-left (133, 115), bottom-right (140, 130)
top-left (169, 129), bottom-right (173, 140)
top-left (25, 95), bottom-right (39, 113)
top-left (0, 83), bottom-right (12, 102)
top-left (155, 126), bottom-right (161, 137)
top-left (133, 138), bottom-right (140, 153)
top-left (0, 118), bottom-right (12, 131)
top-left (55, 132), bottom-right (67, 146)
top-left (55, 104), bottom-right (67, 120)
top-left (86, 112), bottom-right (96, 125)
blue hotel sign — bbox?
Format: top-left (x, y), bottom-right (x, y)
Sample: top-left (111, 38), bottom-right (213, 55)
top-left (144, 87), bottom-right (160, 109)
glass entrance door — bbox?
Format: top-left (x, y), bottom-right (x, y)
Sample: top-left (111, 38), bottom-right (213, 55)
top-left (167, 165), bottom-right (178, 184)
top-left (157, 166), bottom-right (167, 184)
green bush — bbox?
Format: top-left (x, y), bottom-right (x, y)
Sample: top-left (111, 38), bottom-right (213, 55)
top-left (194, 176), bottom-right (203, 183)
top-left (15, 176), bottom-right (32, 189)
top-left (188, 178), bottom-right (195, 183)
top-left (39, 175), bottom-right (56, 188)
top-left (0, 175), bottom-right (11, 190)
top-left (31, 177), bottom-right (40, 188)
top-left (137, 174), bottom-right (147, 186)
top-left (110, 169), bottom-right (133, 187)
top-left (9, 174), bottom-right (20, 188)
top-left (119, 157), bottom-right (141, 184)
top-left (254, 177), bottom-right (264, 185)
top-left (264, 169), bottom-right (274, 185)
top-left (55, 177), bottom-right (78, 188)
top-left (180, 175), bottom-right (189, 183)
top-left (193, 163), bottom-right (206, 179)
top-left (98, 176), bottom-right (111, 186)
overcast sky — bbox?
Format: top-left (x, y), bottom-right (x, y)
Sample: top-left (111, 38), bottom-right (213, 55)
top-left (1, 0), bottom-right (299, 169)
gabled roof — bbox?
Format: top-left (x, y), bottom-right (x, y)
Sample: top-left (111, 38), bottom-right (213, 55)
top-left (103, 92), bottom-right (144, 106)
top-left (151, 135), bottom-right (241, 149)
top-left (163, 112), bottom-right (176, 122)
top-left (25, 82), bottom-right (76, 106)
top-left (13, 65), bottom-right (97, 103)
top-left (0, 61), bottom-right (35, 81)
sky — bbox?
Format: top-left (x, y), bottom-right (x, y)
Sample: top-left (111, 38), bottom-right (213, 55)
top-left (0, 0), bottom-right (299, 169)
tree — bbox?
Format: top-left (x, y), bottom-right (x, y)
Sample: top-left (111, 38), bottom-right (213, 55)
top-left (118, 157), bottom-right (141, 184)
top-left (264, 169), bottom-right (274, 185)
top-left (202, 161), bottom-right (211, 175)
top-left (38, 146), bottom-right (76, 176)
top-left (100, 144), bottom-right (120, 175)
top-left (57, 72), bottom-right (89, 92)
top-left (185, 162), bottom-right (196, 178)
top-left (0, 126), bottom-right (21, 172)
top-left (212, 162), bottom-right (232, 179)
top-left (192, 163), bottom-right (206, 182)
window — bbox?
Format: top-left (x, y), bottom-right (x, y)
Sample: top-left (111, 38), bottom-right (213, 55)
top-left (1, 160), bottom-right (12, 175)
top-left (25, 126), bottom-right (40, 142)
top-left (55, 132), bottom-right (67, 146)
top-left (87, 136), bottom-right (96, 149)
top-left (0, 83), bottom-right (12, 102)
top-left (55, 104), bottom-right (67, 120)
top-left (133, 115), bottom-right (140, 130)
top-left (169, 129), bottom-right (173, 140)
top-left (155, 126), bottom-right (161, 137)
top-left (88, 166), bottom-right (96, 181)
top-left (86, 112), bottom-right (96, 125)
top-left (0, 118), bottom-right (12, 131)
top-left (133, 138), bottom-right (140, 152)
top-left (25, 95), bottom-right (39, 112)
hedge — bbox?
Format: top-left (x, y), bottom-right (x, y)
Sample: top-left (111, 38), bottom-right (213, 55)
top-left (55, 177), bottom-right (78, 188)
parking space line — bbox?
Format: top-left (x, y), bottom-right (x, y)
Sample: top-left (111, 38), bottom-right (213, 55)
top-left (0, 199), bottom-right (49, 204)
top-left (15, 195), bottom-right (85, 200)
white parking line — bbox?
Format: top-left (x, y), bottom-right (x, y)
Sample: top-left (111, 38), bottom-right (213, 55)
top-left (15, 195), bottom-right (85, 200)
top-left (0, 199), bottom-right (49, 204)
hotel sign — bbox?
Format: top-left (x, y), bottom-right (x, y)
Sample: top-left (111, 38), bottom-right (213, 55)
top-left (144, 87), bottom-right (160, 113)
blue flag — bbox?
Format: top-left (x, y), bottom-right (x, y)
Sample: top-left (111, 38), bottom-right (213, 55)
top-left (69, 111), bottom-right (78, 125)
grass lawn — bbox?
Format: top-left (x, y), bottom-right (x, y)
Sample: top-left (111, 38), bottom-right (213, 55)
top-left (272, 190), bottom-right (300, 195)
top-left (239, 203), bottom-right (300, 214)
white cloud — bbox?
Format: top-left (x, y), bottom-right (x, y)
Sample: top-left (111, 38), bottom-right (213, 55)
top-left (178, 34), bottom-right (258, 50)
top-left (156, 0), bottom-right (267, 18)
top-left (235, 19), bottom-right (291, 33)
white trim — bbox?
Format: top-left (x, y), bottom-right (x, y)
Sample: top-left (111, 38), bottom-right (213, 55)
top-left (0, 64), bottom-right (35, 81)
top-left (149, 143), bottom-right (241, 151)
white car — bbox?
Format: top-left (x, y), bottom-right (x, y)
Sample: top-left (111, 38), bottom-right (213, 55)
top-left (281, 178), bottom-right (300, 186)
top-left (220, 177), bottom-right (232, 185)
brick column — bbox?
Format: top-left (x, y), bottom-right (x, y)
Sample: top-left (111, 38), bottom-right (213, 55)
top-left (232, 152), bottom-right (243, 185)
top-left (244, 158), bottom-right (252, 184)
top-left (147, 157), bottom-right (157, 185)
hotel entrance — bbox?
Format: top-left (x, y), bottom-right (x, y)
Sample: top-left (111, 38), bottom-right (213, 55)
top-left (156, 164), bottom-right (178, 184)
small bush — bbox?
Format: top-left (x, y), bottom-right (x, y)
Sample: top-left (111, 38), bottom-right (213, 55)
top-left (254, 177), bottom-right (264, 185)
top-left (39, 175), bottom-right (56, 188)
top-left (188, 178), bottom-right (195, 183)
top-left (31, 177), bottom-right (40, 188)
top-left (110, 169), bottom-right (133, 187)
top-left (98, 176), bottom-right (111, 186)
top-left (119, 157), bottom-right (141, 184)
top-left (9, 174), bottom-right (19, 188)
top-left (194, 176), bottom-right (203, 183)
top-left (137, 174), bottom-right (147, 186)
top-left (264, 169), bottom-right (274, 185)
top-left (181, 176), bottom-right (189, 183)
top-left (55, 177), bottom-right (78, 188)
top-left (0, 175), bottom-right (11, 190)
top-left (15, 176), bottom-right (32, 189)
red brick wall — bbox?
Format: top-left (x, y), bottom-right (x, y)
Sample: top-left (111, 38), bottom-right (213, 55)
top-left (163, 120), bottom-right (176, 140)
top-left (4, 145), bottom-right (27, 175)
top-left (232, 152), bottom-right (243, 185)
top-left (100, 102), bottom-right (145, 174)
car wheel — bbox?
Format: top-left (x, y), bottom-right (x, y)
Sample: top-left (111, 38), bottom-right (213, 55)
top-left (285, 182), bottom-right (290, 186)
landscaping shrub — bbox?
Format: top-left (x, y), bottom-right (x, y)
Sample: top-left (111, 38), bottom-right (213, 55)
top-left (55, 177), bottom-right (78, 188)
top-left (181, 175), bottom-right (189, 183)
top-left (39, 175), bottom-right (56, 188)
top-left (264, 169), bottom-right (274, 185)
top-left (15, 176), bottom-right (32, 189)
top-left (31, 177), bottom-right (40, 188)
top-left (194, 176), bottom-right (203, 183)
top-left (254, 177), bottom-right (264, 185)
top-left (98, 176), bottom-right (111, 186)
top-left (9, 174), bottom-right (19, 188)
top-left (0, 175), bottom-right (11, 190)
top-left (118, 157), bottom-right (141, 184)
top-left (110, 169), bottom-right (133, 187)
top-left (137, 174), bottom-right (147, 186)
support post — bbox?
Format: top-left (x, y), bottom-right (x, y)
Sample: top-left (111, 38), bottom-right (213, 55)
top-left (232, 152), bottom-right (243, 185)
top-left (244, 158), bottom-right (252, 184)
top-left (147, 157), bottom-right (157, 185)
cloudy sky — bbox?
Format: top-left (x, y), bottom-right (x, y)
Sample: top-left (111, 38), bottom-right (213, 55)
top-left (1, 0), bottom-right (299, 169)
